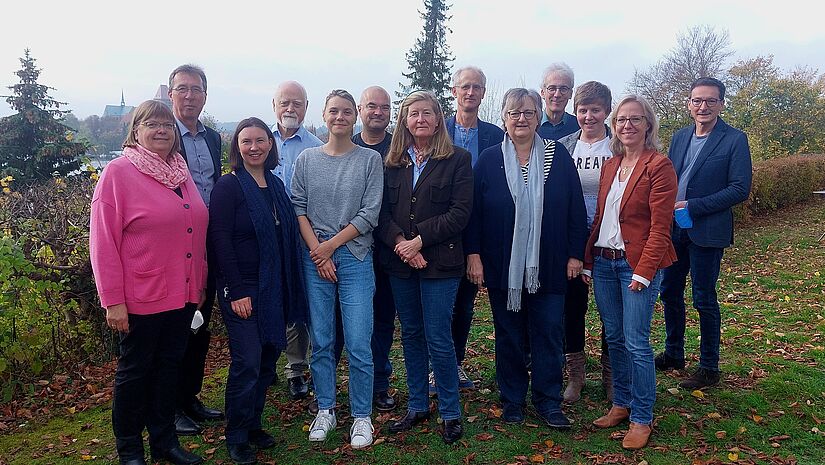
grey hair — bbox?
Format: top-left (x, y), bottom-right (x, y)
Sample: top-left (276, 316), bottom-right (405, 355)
top-left (540, 62), bottom-right (574, 88)
top-left (500, 88), bottom-right (543, 125)
top-left (169, 64), bottom-right (207, 92)
top-left (452, 66), bottom-right (487, 87)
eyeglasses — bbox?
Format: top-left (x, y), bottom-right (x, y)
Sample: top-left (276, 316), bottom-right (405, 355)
top-left (365, 103), bottom-right (391, 112)
top-left (506, 110), bottom-right (537, 120)
top-left (544, 85), bottom-right (571, 95)
top-left (615, 116), bottom-right (646, 127)
top-left (689, 98), bottom-right (722, 107)
top-left (141, 121), bottom-right (176, 130)
top-left (172, 86), bottom-right (205, 96)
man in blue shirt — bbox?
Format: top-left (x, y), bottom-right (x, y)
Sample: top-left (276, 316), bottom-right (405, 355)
top-left (271, 80), bottom-right (322, 402)
top-left (656, 77), bottom-right (752, 390)
top-left (168, 64), bottom-right (224, 443)
top-left (537, 63), bottom-right (580, 141)
top-left (444, 66), bottom-right (504, 391)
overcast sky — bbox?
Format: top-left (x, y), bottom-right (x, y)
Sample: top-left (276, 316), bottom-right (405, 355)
top-left (2, 0), bottom-right (824, 127)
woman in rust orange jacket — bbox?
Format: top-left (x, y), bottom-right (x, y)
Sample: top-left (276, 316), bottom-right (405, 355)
top-left (581, 94), bottom-right (677, 451)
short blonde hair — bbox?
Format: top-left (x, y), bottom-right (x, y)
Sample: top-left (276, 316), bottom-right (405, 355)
top-left (385, 90), bottom-right (454, 168)
top-left (609, 94), bottom-right (661, 155)
top-left (123, 100), bottom-right (181, 156)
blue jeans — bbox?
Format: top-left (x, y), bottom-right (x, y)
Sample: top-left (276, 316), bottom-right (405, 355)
top-left (592, 256), bottom-right (662, 425)
top-left (390, 274), bottom-right (462, 420)
top-left (660, 228), bottom-right (724, 371)
top-left (303, 246), bottom-right (375, 418)
top-left (488, 289), bottom-right (565, 414)
top-left (218, 291), bottom-right (280, 445)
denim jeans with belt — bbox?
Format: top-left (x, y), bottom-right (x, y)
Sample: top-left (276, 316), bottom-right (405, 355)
top-left (303, 245), bottom-right (375, 418)
top-left (389, 274), bottom-right (462, 420)
top-left (592, 255), bottom-right (662, 425)
top-left (660, 227), bottom-right (725, 371)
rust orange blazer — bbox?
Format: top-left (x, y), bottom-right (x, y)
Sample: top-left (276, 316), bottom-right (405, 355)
top-left (584, 149), bottom-right (678, 282)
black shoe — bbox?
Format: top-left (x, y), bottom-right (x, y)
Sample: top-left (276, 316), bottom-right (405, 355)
top-left (441, 419), bottom-right (463, 444)
top-left (502, 403), bottom-right (524, 424)
top-left (152, 446), bottom-right (204, 465)
top-left (537, 409), bottom-right (572, 430)
top-left (227, 442), bottom-right (257, 464)
top-left (120, 458), bottom-right (147, 465)
top-left (185, 398), bottom-right (224, 422)
top-left (248, 429), bottom-right (276, 449)
top-left (373, 391), bottom-right (397, 412)
top-left (679, 367), bottom-right (720, 389)
top-left (175, 411), bottom-right (203, 436)
top-left (388, 410), bottom-right (431, 434)
top-left (307, 397), bottom-right (319, 415)
top-left (287, 376), bottom-right (309, 400)
top-left (654, 352), bottom-right (686, 371)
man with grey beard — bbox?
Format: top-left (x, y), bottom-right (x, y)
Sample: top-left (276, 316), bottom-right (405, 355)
top-left (270, 80), bottom-right (322, 402)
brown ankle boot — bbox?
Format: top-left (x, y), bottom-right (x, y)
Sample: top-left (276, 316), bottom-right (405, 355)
top-left (563, 351), bottom-right (586, 402)
top-left (592, 406), bottom-right (629, 428)
top-left (622, 422), bottom-right (652, 450)
top-left (601, 345), bottom-right (613, 401)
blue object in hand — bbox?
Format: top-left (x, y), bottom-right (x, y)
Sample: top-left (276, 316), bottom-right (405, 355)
top-left (675, 207), bottom-right (693, 229)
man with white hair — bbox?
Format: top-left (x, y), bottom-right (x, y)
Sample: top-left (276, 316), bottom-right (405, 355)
top-left (538, 63), bottom-right (580, 140)
top-left (271, 80), bottom-right (322, 402)
top-left (442, 66), bottom-right (504, 391)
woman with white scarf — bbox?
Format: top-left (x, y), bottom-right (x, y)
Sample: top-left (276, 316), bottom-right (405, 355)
top-left (465, 88), bottom-right (588, 428)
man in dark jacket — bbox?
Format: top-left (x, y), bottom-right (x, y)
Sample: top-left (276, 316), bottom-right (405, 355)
top-left (169, 64), bottom-right (224, 436)
top-left (444, 66), bottom-right (504, 391)
top-left (656, 77), bottom-right (752, 389)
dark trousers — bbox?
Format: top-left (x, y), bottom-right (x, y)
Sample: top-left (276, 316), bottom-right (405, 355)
top-left (371, 266), bottom-right (396, 392)
top-left (176, 271), bottom-right (216, 408)
top-left (564, 275), bottom-right (610, 357)
top-left (660, 227), bottom-right (725, 371)
top-left (113, 304), bottom-right (195, 460)
top-left (219, 291), bottom-right (280, 445)
top-left (488, 289), bottom-right (565, 414)
top-left (451, 277), bottom-right (477, 364)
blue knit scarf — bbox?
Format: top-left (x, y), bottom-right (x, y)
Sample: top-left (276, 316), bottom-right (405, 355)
top-left (235, 166), bottom-right (307, 349)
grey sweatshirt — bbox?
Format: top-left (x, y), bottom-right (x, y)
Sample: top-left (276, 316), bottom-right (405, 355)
top-left (290, 145), bottom-right (383, 260)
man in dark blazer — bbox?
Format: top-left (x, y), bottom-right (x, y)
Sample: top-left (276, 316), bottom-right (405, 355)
top-left (168, 64), bottom-right (224, 435)
top-left (657, 77), bottom-right (752, 390)
top-left (444, 66), bottom-right (504, 390)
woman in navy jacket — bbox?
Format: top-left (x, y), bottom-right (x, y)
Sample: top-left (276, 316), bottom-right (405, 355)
top-left (465, 88), bottom-right (587, 428)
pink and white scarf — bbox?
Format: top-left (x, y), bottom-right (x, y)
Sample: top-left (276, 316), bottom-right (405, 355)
top-left (123, 144), bottom-right (190, 189)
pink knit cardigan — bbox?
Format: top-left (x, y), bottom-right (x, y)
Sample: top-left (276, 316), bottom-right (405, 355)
top-left (90, 157), bottom-right (209, 315)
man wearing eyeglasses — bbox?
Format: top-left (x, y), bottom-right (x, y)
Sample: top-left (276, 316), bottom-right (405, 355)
top-left (443, 66), bottom-right (504, 392)
top-left (270, 80), bottom-right (323, 403)
top-left (656, 77), bottom-right (752, 390)
top-left (167, 64), bottom-right (225, 438)
top-left (538, 63), bottom-right (580, 141)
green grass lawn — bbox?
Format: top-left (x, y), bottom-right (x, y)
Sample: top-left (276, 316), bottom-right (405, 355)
top-left (2, 201), bottom-right (824, 465)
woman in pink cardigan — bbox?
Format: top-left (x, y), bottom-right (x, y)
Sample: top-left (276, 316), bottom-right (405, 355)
top-left (90, 100), bottom-right (208, 465)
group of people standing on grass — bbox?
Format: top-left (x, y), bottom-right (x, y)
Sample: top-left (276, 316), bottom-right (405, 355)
top-left (89, 61), bottom-right (752, 465)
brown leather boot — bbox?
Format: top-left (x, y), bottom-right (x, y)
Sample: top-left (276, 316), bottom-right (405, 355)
top-left (601, 345), bottom-right (613, 402)
top-left (592, 406), bottom-right (629, 428)
top-left (563, 351), bottom-right (586, 402)
top-left (622, 422), bottom-right (652, 450)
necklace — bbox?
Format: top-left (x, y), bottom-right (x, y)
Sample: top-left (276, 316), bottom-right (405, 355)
top-left (620, 166), bottom-right (632, 176)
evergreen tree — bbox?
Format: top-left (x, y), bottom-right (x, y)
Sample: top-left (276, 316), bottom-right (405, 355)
top-left (0, 49), bottom-right (86, 182)
top-left (397, 0), bottom-right (455, 115)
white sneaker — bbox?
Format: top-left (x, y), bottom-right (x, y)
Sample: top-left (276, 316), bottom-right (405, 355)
top-left (308, 409), bottom-right (336, 442)
top-left (350, 417), bottom-right (374, 449)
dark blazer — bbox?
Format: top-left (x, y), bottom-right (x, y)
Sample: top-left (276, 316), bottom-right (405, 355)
top-left (668, 117), bottom-right (752, 248)
top-left (584, 150), bottom-right (678, 282)
top-left (377, 147), bottom-right (473, 279)
top-left (464, 141), bottom-right (588, 295)
top-left (178, 124), bottom-right (223, 183)
top-left (445, 116), bottom-right (505, 160)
